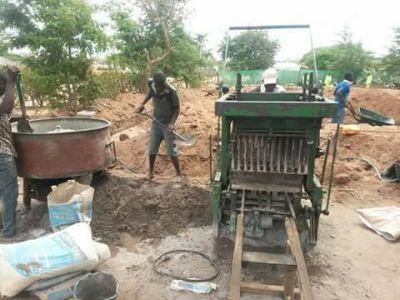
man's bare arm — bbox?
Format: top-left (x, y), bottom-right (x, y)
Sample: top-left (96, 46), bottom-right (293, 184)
top-left (171, 106), bottom-right (180, 124)
top-left (0, 68), bottom-right (18, 114)
top-left (168, 92), bottom-right (180, 129)
top-left (135, 92), bottom-right (152, 113)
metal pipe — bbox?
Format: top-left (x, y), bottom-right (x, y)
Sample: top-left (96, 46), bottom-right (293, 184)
top-left (270, 137), bottom-right (275, 172)
top-left (285, 193), bottom-right (296, 219)
top-left (209, 135), bottom-right (212, 182)
top-left (237, 135), bottom-right (241, 171)
top-left (324, 123), bottom-right (340, 215)
top-left (229, 24), bottom-right (310, 30)
top-left (250, 135), bottom-right (254, 172)
top-left (223, 33), bottom-right (230, 73)
top-left (255, 135), bottom-right (260, 172)
top-left (320, 136), bottom-right (331, 185)
top-left (243, 136), bottom-right (247, 171)
top-left (309, 27), bottom-right (319, 82)
top-left (263, 137), bottom-right (267, 172)
top-left (235, 208), bottom-right (291, 216)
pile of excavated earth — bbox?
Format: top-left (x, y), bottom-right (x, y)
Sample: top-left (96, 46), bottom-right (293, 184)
top-left (89, 86), bottom-right (400, 247)
top-left (18, 85), bottom-right (400, 300)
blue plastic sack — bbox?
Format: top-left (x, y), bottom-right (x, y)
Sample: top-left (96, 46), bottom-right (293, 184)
top-left (47, 180), bottom-right (94, 230)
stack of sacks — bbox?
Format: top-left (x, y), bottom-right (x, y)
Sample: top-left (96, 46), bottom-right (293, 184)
top-left (0, 223), bottom-right (110, 298)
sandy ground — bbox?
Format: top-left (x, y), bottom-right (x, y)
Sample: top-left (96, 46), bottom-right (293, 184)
top-left (5, 86), bottom-right (400, 299)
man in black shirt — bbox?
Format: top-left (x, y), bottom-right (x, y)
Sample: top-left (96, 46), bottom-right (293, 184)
top-left (136, 72), bottom-right (182, 181)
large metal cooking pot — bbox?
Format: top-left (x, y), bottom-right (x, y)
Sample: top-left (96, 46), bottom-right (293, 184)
top-left (12, 117), bottom-right (115, 179)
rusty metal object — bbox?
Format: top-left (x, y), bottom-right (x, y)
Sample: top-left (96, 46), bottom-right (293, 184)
top-left (12, 117), bottom-right (114, 179)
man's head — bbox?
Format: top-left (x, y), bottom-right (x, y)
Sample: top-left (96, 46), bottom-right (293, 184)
top-left (0, 71), bottom-right (7, 96)
top-left (344, 71), bottom-right (354, 83)
top-left (262, 68), bottom-right (278, 92)
top-left (153, 71), bottom-right (167, 94)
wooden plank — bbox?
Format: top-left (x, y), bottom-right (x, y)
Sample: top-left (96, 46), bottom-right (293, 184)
top-left (285, 217), bottom-right (314, 300)
top-left (284, 243), bottom-right (296, 300)
top-left (242, 251), bottom-right (296, 266)
top-left (284, 268), bottom-right (296, 299)
top-left (230, 213), bottom-right (244, 300)
top-left (241, 282), bottom-right (300, 295)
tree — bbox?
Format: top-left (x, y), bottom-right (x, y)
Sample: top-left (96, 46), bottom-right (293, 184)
top-left (219, 31), bottom-right (279, 70)
top-left (0, 0), bottom-right (107, 109)
top-left (333, 32), bottom-right (373, 79)
top-left (301, 29), bottom-right (372, 79)
top-left (162, 27), bottom-right (207, 87)
top-left (0, 34), bottom-right (8, 56)
top-left (383, 27), bottom-right (400, 79)
top-left (301, 47), bottom-right (337, 70)
top-left (111, 0), bottom-right (206, 89)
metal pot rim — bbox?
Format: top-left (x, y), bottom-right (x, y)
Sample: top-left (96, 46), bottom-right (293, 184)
top-left (12, 117), bottom-right (111, 136)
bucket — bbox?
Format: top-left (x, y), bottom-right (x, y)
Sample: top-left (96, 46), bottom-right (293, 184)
top-left (73, 272), bottom-right (118, 300)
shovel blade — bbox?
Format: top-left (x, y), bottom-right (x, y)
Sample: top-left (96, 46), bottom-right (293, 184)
top-left (17, 119), bottom-right (33, 133)
top-left (175, 132), bottom-right (196, 146)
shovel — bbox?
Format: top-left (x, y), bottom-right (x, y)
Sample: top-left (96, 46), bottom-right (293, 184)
top-left (15, 73), bottom-right (33, 133)
top-left (140, 109), bottom-right (196, 146)
top-left (346, 102), bottom-right (361, 122)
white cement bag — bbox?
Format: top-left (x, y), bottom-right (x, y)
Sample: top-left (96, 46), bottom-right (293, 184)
top-left (23, 242), bottom-right (110, 294)
top-left (0, 223), bottom-right (100, 298)
top-left (47, 180), bottom-right (94, 230)
top-left (357, 206), bottom-right (400, 241)
top-left (93, 241), bottom-right (111, 263)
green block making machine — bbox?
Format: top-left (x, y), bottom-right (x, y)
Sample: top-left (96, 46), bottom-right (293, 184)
top-left (213, 74), bottom-right (335, 243)
top-left (212, 25), bottom-right (338, 299)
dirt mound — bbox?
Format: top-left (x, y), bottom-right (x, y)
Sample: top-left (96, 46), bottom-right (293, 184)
top-left (95, 93), bottom-right (145, 134)
top-left (109, 88), bottom-right (217, 182)
top-left (317, 127), bottom-right (400, 192)
top-left (339, 131), bottom-right (399, 167)
top-left (350, 87), bottom-right (400, 123)
top-left (325, 87), bottom-right (400, 124)
top-left (91, 171), bottom-right (211, 245)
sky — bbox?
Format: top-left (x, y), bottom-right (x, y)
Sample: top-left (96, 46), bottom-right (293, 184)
top-left (184, 0), bottom-right (399, 61)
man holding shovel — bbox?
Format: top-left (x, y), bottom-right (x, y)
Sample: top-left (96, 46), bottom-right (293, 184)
top-left (0, 66), bottom-right (20, 241)
top-left (136, 72), bottom-right (182, 181)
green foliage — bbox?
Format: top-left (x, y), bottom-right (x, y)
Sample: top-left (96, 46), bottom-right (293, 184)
top-left (219, 31), bottom-right (279, 70)
top-left (333, 43), bottom-right (372, 80)
top-left (0, 0), bottom-right (107, 109)
top-left (80, 71), bottom-right (134, 103)
top-left (301, 47), bottom-right (337, 70)
top-left (111, 2), bottom-right (207, 90)
top-left (382, 27), bottom-right (400, 85)
top-left (0, 34), bottom-right (8, 56)
top-left (301, 29), bottom-right (372, 80)
top-left (162, 27), bottom-right (207, 87)
top-left (22, 68), bottom-right (60, 107)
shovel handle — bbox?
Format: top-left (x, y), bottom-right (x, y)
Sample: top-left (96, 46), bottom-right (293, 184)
top-left (346, 102), bottom-right (360, 121)
top-left (16, 73), bottom-right (28, 119)
top-left (140, 110), bottom-right (169, 130)
top-left (139, 110), bottom-right (189, 142)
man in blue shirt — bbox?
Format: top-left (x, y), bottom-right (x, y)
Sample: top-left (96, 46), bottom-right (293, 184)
top-left (332, 72), bottom-right (354, 123)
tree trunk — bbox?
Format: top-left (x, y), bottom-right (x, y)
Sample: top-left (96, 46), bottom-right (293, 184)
top-left (143, 1), bottom-right (172, 89)
top-left (66, 43), bottom-right (77, 111)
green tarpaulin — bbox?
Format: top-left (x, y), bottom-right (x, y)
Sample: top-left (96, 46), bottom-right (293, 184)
top-left (219, 69), bottom-right (342, 86)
